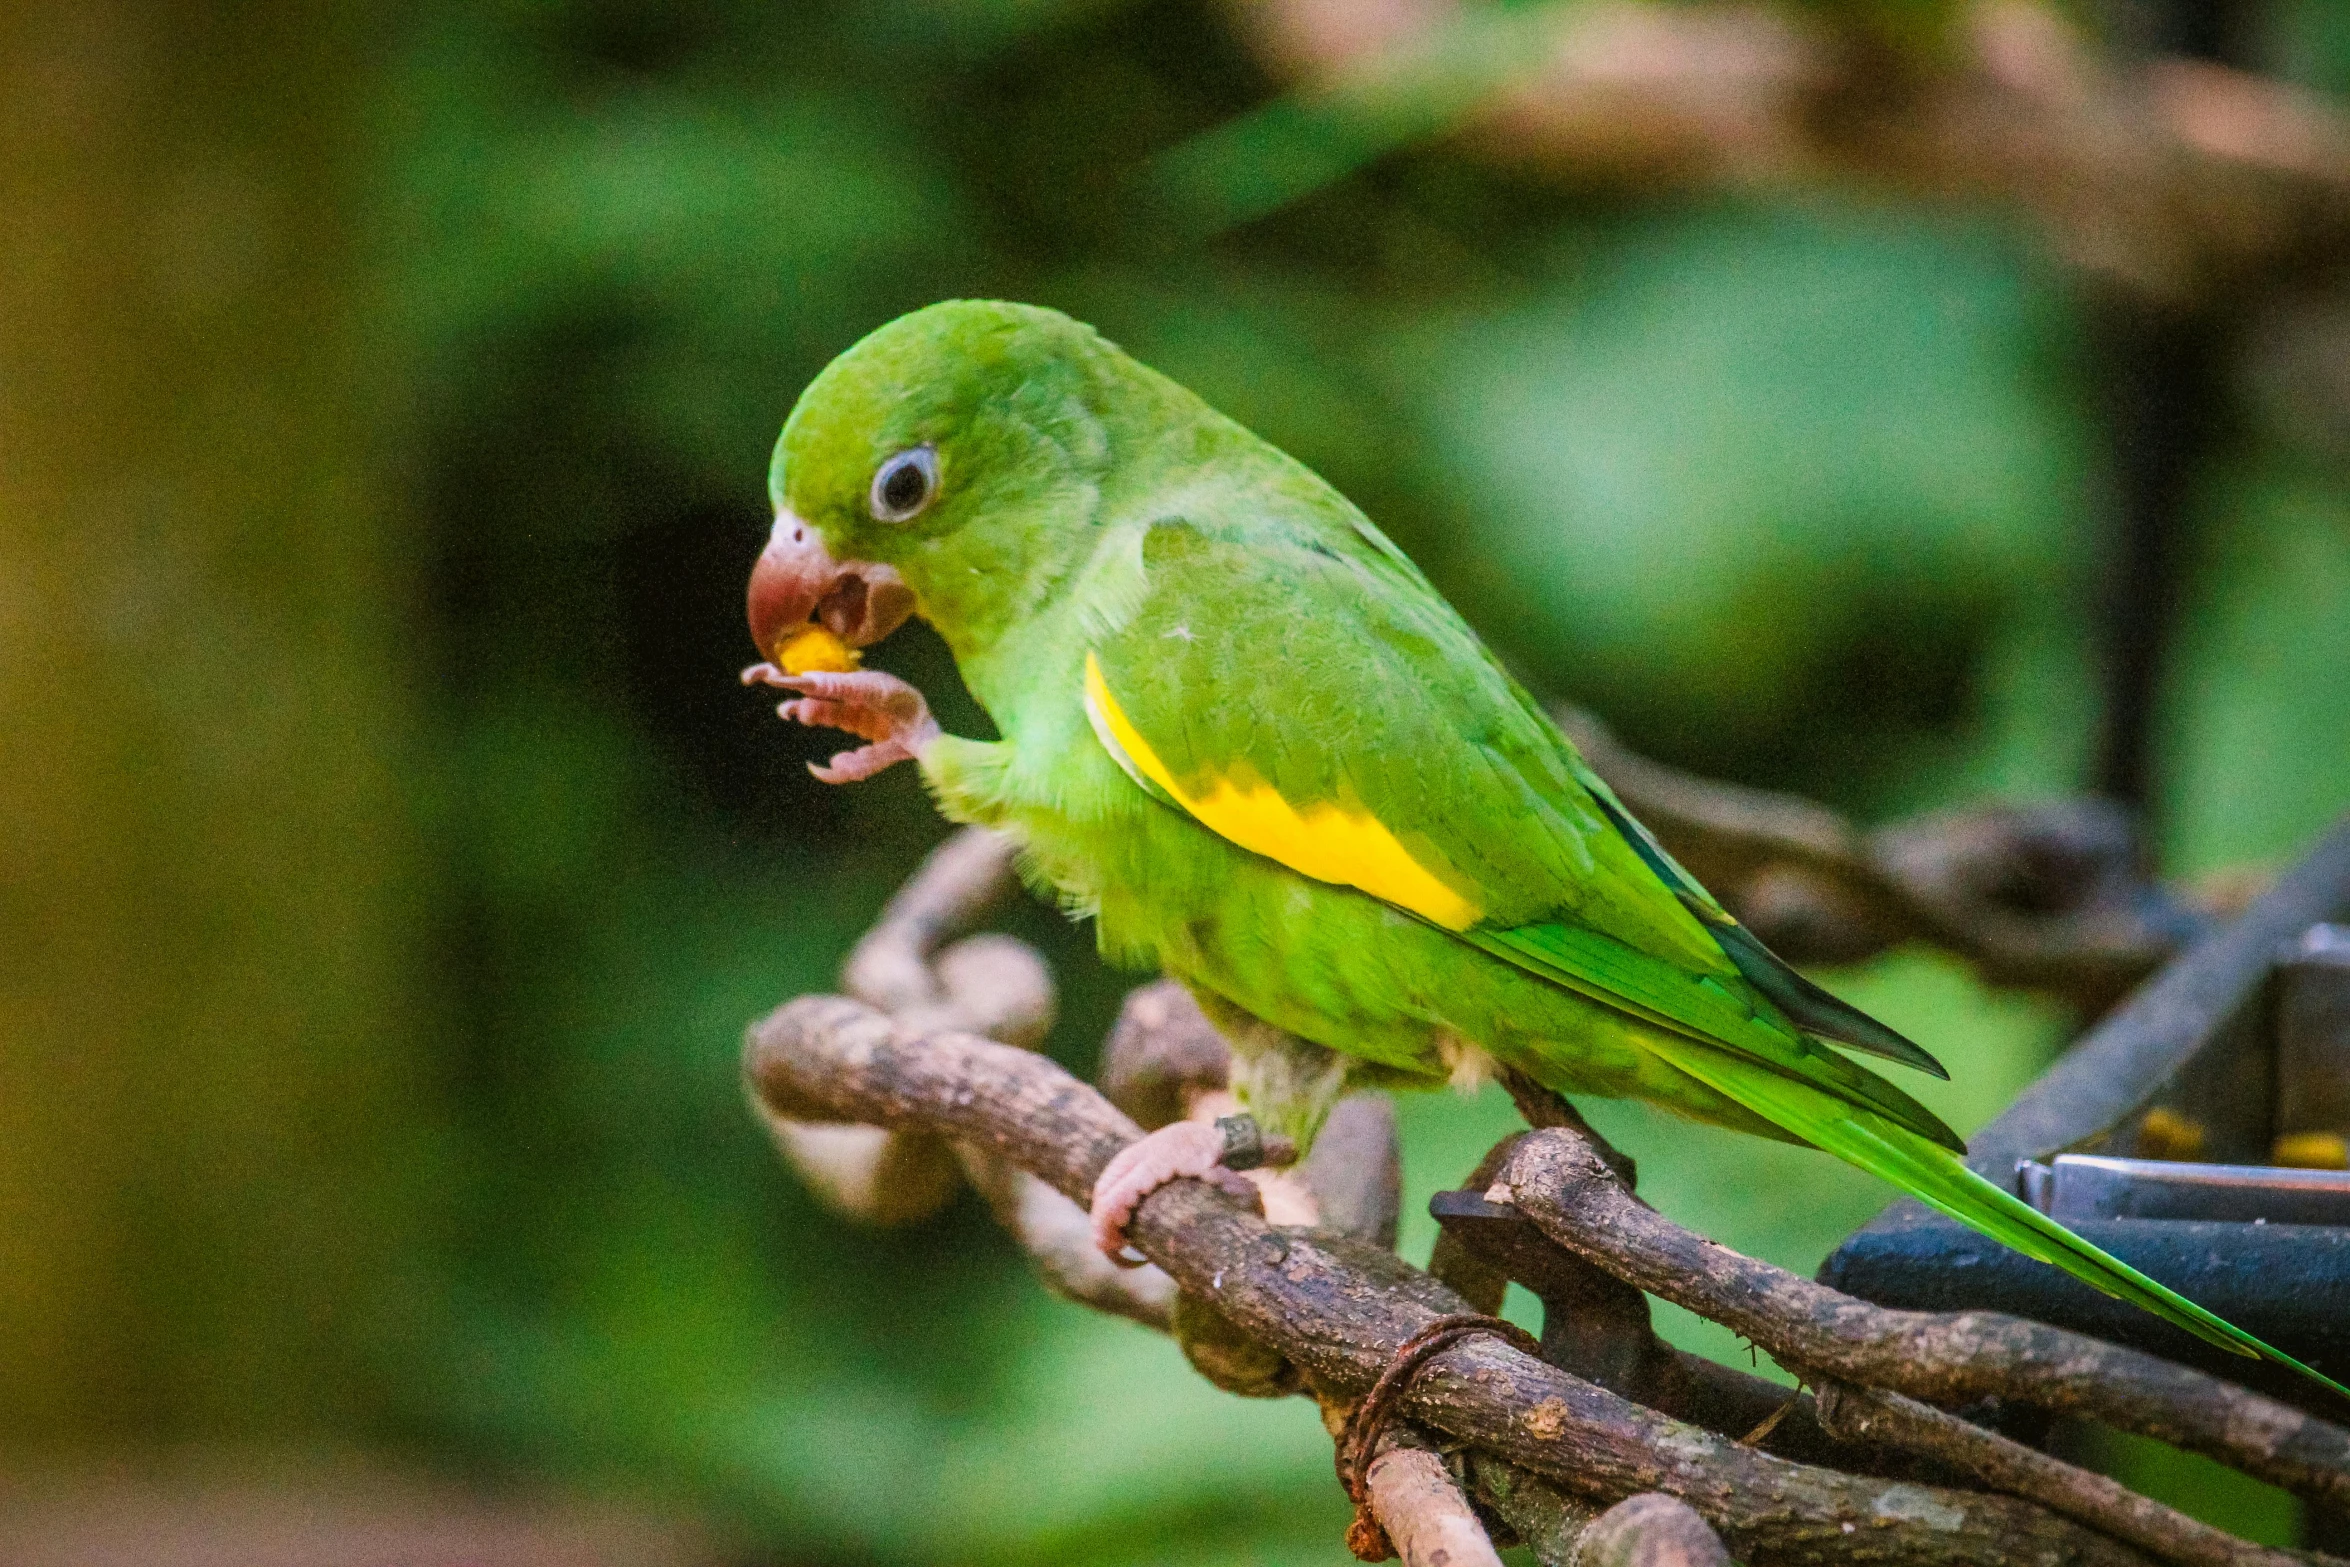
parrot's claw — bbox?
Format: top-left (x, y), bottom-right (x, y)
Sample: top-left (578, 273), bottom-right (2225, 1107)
top-left (756, 668), bottom-right (941, 783)
top-left (1090, 1119), bottom-right (1268, 1264)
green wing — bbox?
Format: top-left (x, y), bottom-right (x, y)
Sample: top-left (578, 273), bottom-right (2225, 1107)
top-left (1085, 506), bottom-right (2348, 1395)
top-left (1090, 511), bottom-right (1956, 1148)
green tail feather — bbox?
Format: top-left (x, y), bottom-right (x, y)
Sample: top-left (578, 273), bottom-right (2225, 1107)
top-left (1639, 1033), bottom-right (2350, 1401)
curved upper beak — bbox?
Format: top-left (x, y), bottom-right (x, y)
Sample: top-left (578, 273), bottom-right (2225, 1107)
top-left (746, 510), bottom-right (917, 661)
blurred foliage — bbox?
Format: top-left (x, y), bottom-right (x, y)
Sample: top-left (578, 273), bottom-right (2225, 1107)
top-left (5, 0), bottom-right (2350, 1562)
top-left (0, 0), bottom-right (442, 1450)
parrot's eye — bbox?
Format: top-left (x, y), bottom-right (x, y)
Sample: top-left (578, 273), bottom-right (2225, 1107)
top-left (869, 445), bottom-right (939, 523)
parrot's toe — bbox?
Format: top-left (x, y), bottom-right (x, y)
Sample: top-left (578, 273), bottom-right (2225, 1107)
top-left (1090, 1119), bottom-right (1261, 1263)
top-left (808, 737), bottom-right (923, 784)
top-left (758, 668), bottom-right (941, 782)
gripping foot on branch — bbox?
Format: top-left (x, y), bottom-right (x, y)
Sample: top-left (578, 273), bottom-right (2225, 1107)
top-left (1090, 1113), bottom-right (1295, 1262)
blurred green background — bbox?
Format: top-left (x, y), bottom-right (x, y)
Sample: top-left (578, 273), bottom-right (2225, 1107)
top-left (5, 1), bottom-right (2350, 1561)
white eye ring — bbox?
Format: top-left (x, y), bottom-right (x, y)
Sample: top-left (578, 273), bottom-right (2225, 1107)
top-left (869, 445), bottom-right (939, 523)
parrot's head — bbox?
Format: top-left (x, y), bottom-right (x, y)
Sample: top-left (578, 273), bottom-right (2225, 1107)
top-left (749, 299), bottom-right (1133, 671)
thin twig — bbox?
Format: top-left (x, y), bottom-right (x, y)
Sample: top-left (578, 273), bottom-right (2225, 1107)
top-left (1363, 1435), bottom-right (1509, 1567)
top-left (1815, 1381), bottom-right (2311, 1567)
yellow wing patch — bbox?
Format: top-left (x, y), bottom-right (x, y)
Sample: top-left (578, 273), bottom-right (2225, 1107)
top-left (1084, 652), bottom-right (1482, 931)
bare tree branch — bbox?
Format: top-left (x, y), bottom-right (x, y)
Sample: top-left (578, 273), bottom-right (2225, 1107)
top-left (840, 826), bottom-right (1024, 1020)
top-left (1559, 706), bottom-right (2201, 1007)
top-left (1494, 1123), bottom-right (2350, 1515)
top-left (1217, 0), bottom-right (2350, 307)
top-left (1458, 1450), bottom-right (1604, 1564)
top-left (956, 1143), bottom-right (1178, 1330)
top-left (762, 828), bottom-right (1047, 1228)
top-left (1814, 1381), bottom-right (2307, 1567)
top-left (748, 993), bottom-right (2175, 1565)
top-left (1431, 1128), bottom-right (1930, 1481)
top-left (762, 1121), bottom-right (966, 1225)
top-left (1100, 977), bottom-right (1237, 1131)
top-left (747, 813), bottom-right (2349, 1565)
top-left (1364, 1438), bottom-right (1509, 1567)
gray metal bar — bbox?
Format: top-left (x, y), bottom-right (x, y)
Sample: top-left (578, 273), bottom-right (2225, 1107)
top-left (1963, 817), bottom-right (2350, 1177)
top-left (2015, 1153), bottom-right (2350, 1227)
top-left (2278, 923), bottom-right (2350, 1142)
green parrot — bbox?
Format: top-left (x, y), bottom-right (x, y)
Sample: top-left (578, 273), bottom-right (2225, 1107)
top-left (743, 298), bottom-right (2340, 1395)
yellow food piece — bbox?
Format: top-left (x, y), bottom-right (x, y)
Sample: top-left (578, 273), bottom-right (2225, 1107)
top-left (776, 623), bottom-right (860, 675)
top-left (2272, 1131), bottom-right (2350, 1171)
top-left (2135, 1106), bottom-right (2206, 1161)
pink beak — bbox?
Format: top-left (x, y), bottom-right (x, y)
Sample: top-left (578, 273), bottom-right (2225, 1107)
top-left (746, 510), bottom-right (917, 661)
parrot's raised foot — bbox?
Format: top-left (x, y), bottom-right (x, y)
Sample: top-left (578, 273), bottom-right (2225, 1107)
top-left (747, 666), bottom-right (940, 783)
top-left (1090, 1115), bottom-right (1297, 1263)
